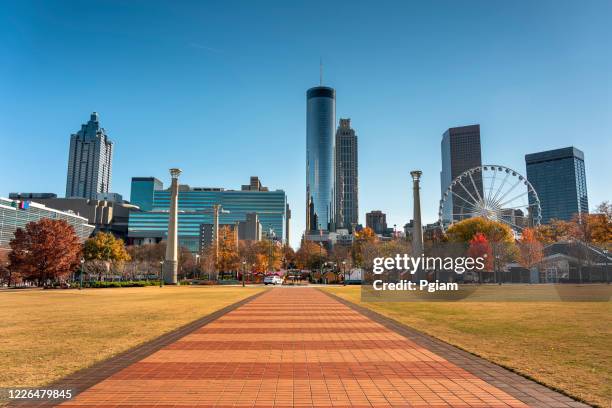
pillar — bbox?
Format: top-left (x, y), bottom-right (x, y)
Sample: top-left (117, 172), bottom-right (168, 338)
top-left (163, 168), bottom-right (182, 284)
top-left (410, 170), bottom-right (423, 257)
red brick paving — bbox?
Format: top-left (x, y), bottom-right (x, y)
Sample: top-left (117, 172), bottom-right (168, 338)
top-left (55, 288), bottom-right (538, 407)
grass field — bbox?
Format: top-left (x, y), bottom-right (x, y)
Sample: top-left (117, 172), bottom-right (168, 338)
top-left (0, 286), bottom-right (264, 388)
top-left (322, 285), bottom-right (611, 407)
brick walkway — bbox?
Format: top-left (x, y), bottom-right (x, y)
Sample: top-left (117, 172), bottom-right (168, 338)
top-left (45, 288), bottom-right (587, 407)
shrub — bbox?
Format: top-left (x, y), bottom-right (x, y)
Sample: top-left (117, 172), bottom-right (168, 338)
top-left (79, 280), bottom-right (160, 288)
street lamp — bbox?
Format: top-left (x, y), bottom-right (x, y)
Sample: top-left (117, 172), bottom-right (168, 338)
top-left (342, 261), bottom-right (347, 286)
top-left (242, 261), bottom-right (246, 287)
top-left (159, 260), bottom-right (164, 287)
top-left (267, 225), bottom-right (275, 273)
top-left (195, 254), bottom-right (201, 280)
top-left (79, 258), bottom-right (85, 290)
top-left (604, 249), bottom-right (609, 284)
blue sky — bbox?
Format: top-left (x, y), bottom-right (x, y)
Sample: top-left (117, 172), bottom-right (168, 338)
top-left (1, 0), bottom-right (610, 247)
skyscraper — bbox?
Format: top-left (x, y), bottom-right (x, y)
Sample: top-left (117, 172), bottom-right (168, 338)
top-left (306, 86), bottom-right (336, 232)
top-left (366, 210), bottom-right (387, 235)
top-left (525, 146), bottom-right (588, 223)
top-left (335, 118), bottom-right (358, 232)
top-left (65, 112), bottom-right (114, 200)
top-left (440, 124), bottom-right (483, 223)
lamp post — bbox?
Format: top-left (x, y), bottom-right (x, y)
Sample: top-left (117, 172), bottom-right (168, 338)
top-left (242, 261), bottom-right (246, 287)
top-left (195, 254), bottom-right (200, 279)
top-left (79, 258), bottom-right (85, 290)
top-left (267, 225), bottom-right (275, 273)
top-left (604, 249), bottom-right (609, 284)
top-left (342, 260), bottom-right (347, 286)
top-left (159, 261), bottom-right (164, 287)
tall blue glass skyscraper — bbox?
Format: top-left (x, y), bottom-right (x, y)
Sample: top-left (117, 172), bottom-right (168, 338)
top-left (306, 86), bottom-right (336, 232)
top-left (525, 146), bottom-right (588, 223)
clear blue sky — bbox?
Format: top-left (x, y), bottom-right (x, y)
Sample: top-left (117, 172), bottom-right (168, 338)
top-left (1, 0), bottom-right (610, 247)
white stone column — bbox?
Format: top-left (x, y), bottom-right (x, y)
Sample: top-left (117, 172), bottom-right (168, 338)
top-left (163, 168), bottom-right (182, 284)
top-left (410, 170), bottom-right (423, 257)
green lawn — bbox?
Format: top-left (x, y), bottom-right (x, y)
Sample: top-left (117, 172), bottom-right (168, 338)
top-left (0, 286), bottom-right (264, 389)
top-left (322, 285), bottom-right (611, 407)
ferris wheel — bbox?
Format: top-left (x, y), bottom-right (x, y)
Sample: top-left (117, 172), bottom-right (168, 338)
top-left (438, 165), bottom-right (542, 234)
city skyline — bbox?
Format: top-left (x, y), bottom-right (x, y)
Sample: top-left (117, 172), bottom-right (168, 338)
top-left (2, 1), bottom-right (611, 247)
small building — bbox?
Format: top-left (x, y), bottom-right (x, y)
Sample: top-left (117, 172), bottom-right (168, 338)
top-left (539, 241), bottom-right (610, 283)
top-left (0, 197), bottom-right (95, 252)
top-left (9, 193), bottom-right (135, 240)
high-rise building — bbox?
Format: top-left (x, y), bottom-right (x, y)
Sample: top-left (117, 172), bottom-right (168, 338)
top-left (129, 177), bottom-right (289, 252)
top-left (525, 146), bottom-right (588, 223)
top-left (366, 210), bottom-right (387, 235)
top-left (440, 124), bottom-right (483, 223)
top-left (306, 86), bottom-right (336, 232)
top-left (65, 112), bottom-right (114, 200)
top-left (335, 118), bottom-right (358, 232)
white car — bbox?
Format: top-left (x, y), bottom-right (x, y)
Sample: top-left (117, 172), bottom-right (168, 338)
top-left (263, 275), bottom-right (283, 285)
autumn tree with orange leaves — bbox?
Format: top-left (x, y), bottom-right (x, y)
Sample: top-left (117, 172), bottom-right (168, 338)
top-left (216, 225), bottom-right (240, 273)
top-left (9, 219), bottom-right (82, 286)
top-left (518, 228), bottom-right (544, 269)
top-left (467, 232), bottom-right (493, 283)
top-left (351, 227), bottom-right (378, 267)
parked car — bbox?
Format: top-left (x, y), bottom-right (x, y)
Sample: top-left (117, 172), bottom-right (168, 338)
top-left (263, 275), bottom-right (283, 285)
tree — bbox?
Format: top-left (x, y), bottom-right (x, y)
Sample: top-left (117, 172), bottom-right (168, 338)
top-left (570, 202), bottom-right (612, 247)
top-left (295, 239), bottom-right (327, 270)
top-left (447, 218), bottom-right (517, 282)
top-left (446, 217), bottom-right (514, 244)
top-left (179, 246), bottom-right (196, 279)
top-left (84, 232), bottom-right (131, 280)
top-left (9, 219), bottom-right (82, 286)
top-left (590, 201), bottom-right (612, 247)
top-left (467, 232), bottom-right (493, 283)
top-left (534, 220), bottom-right (573, 244)
top-left (330, 245), bottom-right (351, 269)
top-left (518, 228), bottom-right (544, 269)
top-left (533, 202), bottom-right (611, 248)
top-left (0, 250), bottom-right (19, 287)
top-left (282, 245), bottom-right (296, 269)
top-left (216, 226), bottom-right (239, 273)
top-left (198, 246), bottom-right (216, 279)
top-left (351, 227), bottom-right (377, 267)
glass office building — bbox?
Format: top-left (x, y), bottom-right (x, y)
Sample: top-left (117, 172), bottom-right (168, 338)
top-left (130, 177), bottom-right (163, 211)
top-left (525, 147), bottom-right (588, 223)
top-left (440, 124), bottom-right (483, 223)
top-left (128, 178), bottom-right (288, 253)
top-left (0, 197), bottom-right (94, 250)
top-left (306, 86), bottom-right (336, 232)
